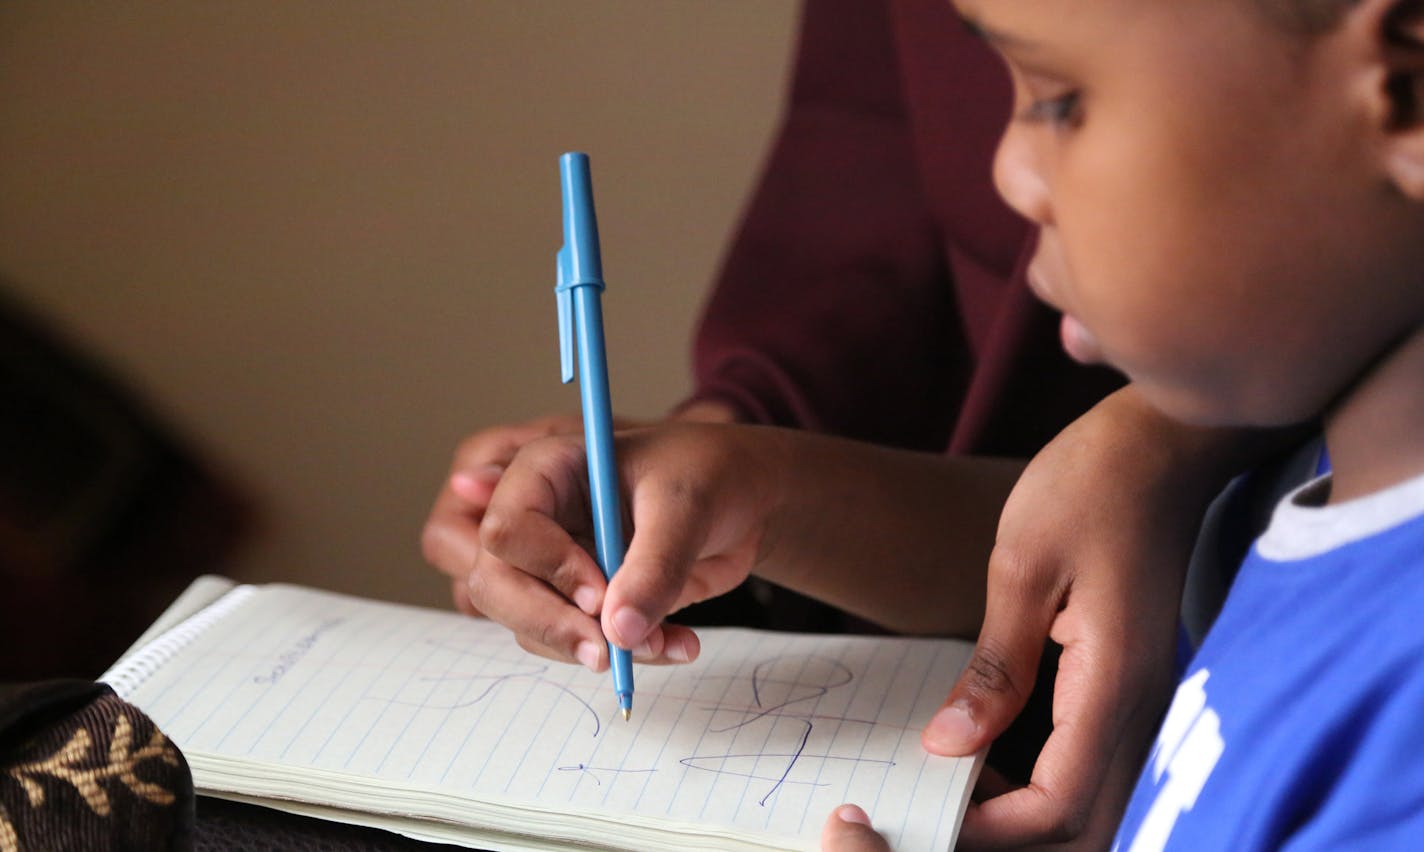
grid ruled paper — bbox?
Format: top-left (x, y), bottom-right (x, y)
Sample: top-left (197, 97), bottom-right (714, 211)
top-left (105, 583), bottom-right (977, 850)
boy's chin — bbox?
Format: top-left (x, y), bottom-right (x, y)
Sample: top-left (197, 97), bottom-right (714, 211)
top-left (1059, 314), bottom-right (1104, 365)
top-left (1133, 381), bottom-right (1282, 430)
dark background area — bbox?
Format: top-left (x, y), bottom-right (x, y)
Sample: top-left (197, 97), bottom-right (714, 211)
top-left (0, 288), bottom-right (251, 680)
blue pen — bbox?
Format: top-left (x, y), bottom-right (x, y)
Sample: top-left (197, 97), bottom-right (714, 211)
top-left (555, 151), bottom-right (634, 721)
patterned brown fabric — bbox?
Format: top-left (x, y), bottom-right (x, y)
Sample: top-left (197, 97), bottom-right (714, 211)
top-left (0, 680), bottom-right (193, 851)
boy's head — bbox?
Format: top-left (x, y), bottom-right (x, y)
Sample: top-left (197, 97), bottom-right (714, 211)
top-left (1252, 0), bottom-right (1356, 32)
top-left (957, 0), bottom-right (1424, 429)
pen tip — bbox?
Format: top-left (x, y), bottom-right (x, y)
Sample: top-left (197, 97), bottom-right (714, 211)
top-left (621, 708), bottom-right (631, 722)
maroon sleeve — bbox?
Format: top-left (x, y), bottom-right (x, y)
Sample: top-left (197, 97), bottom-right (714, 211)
top-left (685, 0), bottom-right (968, 452)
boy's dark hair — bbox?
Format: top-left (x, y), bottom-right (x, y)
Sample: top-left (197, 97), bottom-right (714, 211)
top-left (1257, 0), bottom-right (1358, 32)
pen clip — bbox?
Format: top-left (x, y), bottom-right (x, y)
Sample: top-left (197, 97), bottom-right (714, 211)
top-left (557, 247), bottom-right (576, 383)
top-left (555, 151), bottom-right (604, 385)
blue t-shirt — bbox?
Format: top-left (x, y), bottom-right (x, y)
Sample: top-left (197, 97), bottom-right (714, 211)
top-left (1113, 471), bottom-right (1424, 851)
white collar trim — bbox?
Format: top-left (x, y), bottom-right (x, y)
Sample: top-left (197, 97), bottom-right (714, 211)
top-left (1255, 469), bottom-right (1424, 562)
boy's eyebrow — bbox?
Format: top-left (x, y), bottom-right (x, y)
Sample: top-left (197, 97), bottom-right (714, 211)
top-left (958, 12), bottom-right (991, 42)
top-left (957, 11), bottom-right (1041, 54)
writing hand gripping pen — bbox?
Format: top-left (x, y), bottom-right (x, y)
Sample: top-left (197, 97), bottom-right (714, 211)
top-left (555, 152), bottom-right (634, 720)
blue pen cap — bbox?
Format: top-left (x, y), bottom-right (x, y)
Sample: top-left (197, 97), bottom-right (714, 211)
top-left (559, 153), bottom-right (604, 285)
top-left (556, 152), bottom-right (605, 383)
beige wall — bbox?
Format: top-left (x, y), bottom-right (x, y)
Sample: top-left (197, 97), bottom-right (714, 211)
top-left (0, 2), bottom-right (798, 608)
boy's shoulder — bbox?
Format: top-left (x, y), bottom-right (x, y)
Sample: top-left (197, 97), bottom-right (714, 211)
top-left (1115, 491), bottom-right (1424, 851)
top-left (1229, 471), bottom-right (1424, 657)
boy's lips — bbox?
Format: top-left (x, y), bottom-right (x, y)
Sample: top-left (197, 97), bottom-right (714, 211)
top-left (1026, 264), bottom-right (1103, 365)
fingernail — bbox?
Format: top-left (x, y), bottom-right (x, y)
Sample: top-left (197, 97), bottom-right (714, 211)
top-left (449, 473), bottom-right (481, 498)
top-left (574, 640), bottom-right (601, 671)
top-left (612, 607), bottom-right (650, 647)
top-left (572, 586), bottom-right (599, 615)
top-left (837, 804), bottom-right (871, 826)
top-left (633, 640), bottom-right (654, 659)
top-left (924, 701), bottom-right (978, 753)
top-left (450, 465), bottom-right (503, 499)
top-left (664, 638), bottom-right (690, 663)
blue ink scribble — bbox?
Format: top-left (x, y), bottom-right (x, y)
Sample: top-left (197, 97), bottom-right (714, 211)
top-left (556, 763), bottom-right (657, 787)
top-left (678, 654), bottom-right (895, 806)
top-left (366, 640), bottom-right (602, 737)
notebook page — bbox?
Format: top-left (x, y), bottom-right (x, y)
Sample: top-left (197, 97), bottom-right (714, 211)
top-left (106, 583), bottom-right (977, 850)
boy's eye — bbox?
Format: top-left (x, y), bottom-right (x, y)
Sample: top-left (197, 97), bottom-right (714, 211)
top-left (1019, 90), bottom-right (1083, 128)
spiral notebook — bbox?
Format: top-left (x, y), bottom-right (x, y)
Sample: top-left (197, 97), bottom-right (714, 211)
top-left (102, 577), bottom-right (982, 851)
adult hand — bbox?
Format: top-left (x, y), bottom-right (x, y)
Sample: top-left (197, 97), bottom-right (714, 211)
top-left (919, 387), bottom-right (1264, 850)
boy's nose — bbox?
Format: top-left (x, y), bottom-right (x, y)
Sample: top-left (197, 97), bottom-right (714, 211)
top-left (992, 125), bottom-right (1053, 226)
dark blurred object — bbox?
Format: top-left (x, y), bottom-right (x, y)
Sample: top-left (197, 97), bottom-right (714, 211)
top-left (195, 798), bottom-right (463, 851)
top-left (0, 285), bottom-right (252, 680)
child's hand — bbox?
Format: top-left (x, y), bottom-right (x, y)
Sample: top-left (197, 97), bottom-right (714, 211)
top-left (920, 387), bottom-right (1257, 849)
top-left (422, 403), bottom-right (737, 616)
top-left (422, 413), bottom-right (662, 615)
top-left (462, 423), bottom-right (788, 668)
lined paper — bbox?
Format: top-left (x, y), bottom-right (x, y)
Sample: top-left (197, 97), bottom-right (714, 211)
top-left (105, 582), bottom-right (978, 850)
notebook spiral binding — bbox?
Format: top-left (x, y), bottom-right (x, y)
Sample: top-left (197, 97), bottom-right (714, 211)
top-left (100, 585), bottom-right (258, 699)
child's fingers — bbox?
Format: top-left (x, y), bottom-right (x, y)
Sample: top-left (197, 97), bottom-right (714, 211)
top-left (602, 472), bottom-right (720, 650)
top-left (450, 577), bottom-right (483, 616)
top-left (461, 541), bottom-right (700, 666)
top-left (465, 549), bottom-right (606, 668)
top-left (478, 440), bottom-right (611, 617)
top-left (820, 805), bottom-right (891, 852)
top-left (479, 503), bottom-right (608, 617)
top-left (510, 622), bottom-right (697, 668)
top-left (637, 623), bottom-right (701, 666)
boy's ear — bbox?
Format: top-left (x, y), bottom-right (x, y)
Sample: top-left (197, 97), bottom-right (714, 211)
top-left (1360, 0), bottom-right (1424, 197)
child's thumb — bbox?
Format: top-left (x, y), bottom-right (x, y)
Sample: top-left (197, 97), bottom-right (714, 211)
top-left (821, 805), bottom-right (892, 852)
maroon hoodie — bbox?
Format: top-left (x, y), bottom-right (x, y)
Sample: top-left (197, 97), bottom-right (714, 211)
top-left (689, 0), bottom-right (1121, 457)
